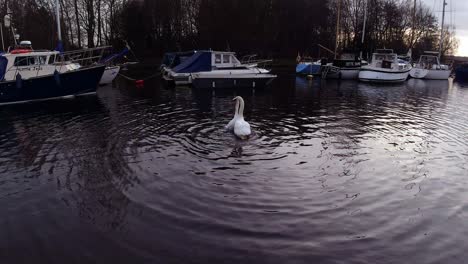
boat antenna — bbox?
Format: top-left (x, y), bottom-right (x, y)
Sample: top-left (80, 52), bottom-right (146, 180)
top-left (439, 0), bottom-right (447, 60)
top-left (55, 0), bottom-right (63, 52)
top-left (360, 0), bottom-right (368, 60)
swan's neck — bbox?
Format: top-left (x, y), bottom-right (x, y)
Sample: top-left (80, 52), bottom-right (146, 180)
top-left (234, 99), bottom-right (240, 117)
top-left (238, 98), bottom-right (245, 118)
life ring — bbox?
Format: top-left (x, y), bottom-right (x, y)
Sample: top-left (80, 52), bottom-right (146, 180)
top-left (11, 49), bottom-right (31, 54)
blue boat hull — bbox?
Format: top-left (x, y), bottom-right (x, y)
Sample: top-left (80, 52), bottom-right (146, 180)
top-left (455, 67), bottom-right (468, 83)
top-left (296, 62), bottom-right (321, 75)
top-left (0, 65), bottom-right (105, 105)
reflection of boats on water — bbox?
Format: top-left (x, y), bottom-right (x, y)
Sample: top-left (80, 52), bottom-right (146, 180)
top-left (406, 78), bottom-right (450, 90)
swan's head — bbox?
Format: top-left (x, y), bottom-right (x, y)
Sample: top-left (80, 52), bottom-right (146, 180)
top-left (232, 96), bottom-right (244, 102)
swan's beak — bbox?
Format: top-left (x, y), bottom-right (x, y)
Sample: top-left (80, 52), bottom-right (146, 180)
top-left (232, 97), bottom-right (238, 101)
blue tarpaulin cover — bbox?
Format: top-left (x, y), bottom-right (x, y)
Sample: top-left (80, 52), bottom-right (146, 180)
top-left (0, 55), bottom-right (8, 81)
top-left (172, 51), bottom-right (212, 73)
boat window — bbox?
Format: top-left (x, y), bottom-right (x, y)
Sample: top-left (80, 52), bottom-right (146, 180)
top-left (14, 56), bottom-right (35, 66)
top-left (14, 56), bottom-right (47, 66)
top-left (375, 55), bottom-right (385, 61)
top-left (215, 54), bottom-right (222, 64)
top-left (50, 54), bottom-right (56, 64)
top-left (36, 56), bottom-right (47, 65)
top-left (223, 55), bottom-right (230, 63)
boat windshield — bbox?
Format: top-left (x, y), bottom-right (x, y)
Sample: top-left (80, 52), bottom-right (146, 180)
top-left (419, 55), bottom-right (439, 65)
top-left (374, 54), bottom-right (396, 62)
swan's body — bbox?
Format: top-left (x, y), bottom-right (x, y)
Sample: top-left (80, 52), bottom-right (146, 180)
top-left (233, 97), bottom-right (251, 139)
top-left (225, 99), bottom-right (240, 131)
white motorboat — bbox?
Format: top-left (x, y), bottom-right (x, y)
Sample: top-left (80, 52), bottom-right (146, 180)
top-left (191, 67), bottom-right (276, 89)
top-left (409, 52), bottom-right (451, 79)
top-left (99, 65), bottom-right (121, 85)
top-left (409, 0), bottom-right (451, 80)
top-left (359, 49), bottom-right (411, 83)
top-left (164, 50), bottom-right (276, 88)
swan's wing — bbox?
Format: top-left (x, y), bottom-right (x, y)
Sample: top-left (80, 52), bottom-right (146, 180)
top-left (225, 117), bottom-right (236, 131)
top-left (234, 120), bottom-right (251, 137)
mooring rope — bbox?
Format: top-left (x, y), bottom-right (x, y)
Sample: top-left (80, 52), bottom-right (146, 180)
top-left (118, 71), bottom-right (161, 82)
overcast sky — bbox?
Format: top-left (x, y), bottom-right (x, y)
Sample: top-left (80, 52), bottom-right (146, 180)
top-left (420, 0), bottom-right (468, 56)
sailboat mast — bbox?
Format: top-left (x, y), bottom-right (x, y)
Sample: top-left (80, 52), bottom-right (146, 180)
top-left (439, 0), bottom-right (447, 59)
top-left (334, 0), bottom-right (341, 59)
top-left (360, 0), bottom-right (368, 59)
top-left (410, 0), bottom-right (416, 48)
top-left (55, 0), bottom-right (63, 51)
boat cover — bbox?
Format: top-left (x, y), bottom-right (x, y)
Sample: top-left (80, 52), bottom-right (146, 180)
top-left (100, 47), bottom-right (130, 64)
top-left (0, 55), bottom-right (7, 81)
top-left (162, 51), bottom-right (197, 68)
top-left (172, 51), bottom-right (212, 73)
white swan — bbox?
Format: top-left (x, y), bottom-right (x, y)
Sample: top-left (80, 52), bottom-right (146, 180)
top-left (233, 96), bottom-right (251, 139)
top-left (225, 97), bottom-right (240, 131)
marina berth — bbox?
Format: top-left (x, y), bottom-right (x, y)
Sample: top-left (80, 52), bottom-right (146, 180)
top-left (358, 49), bottom-right (411, 83)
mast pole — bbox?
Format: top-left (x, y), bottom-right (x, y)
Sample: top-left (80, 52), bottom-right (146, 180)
top-left (335, 0), bottom-right (341, 59)
top-left (0, 23), bottom-right (4, 51)
top-left (55, 0), bottom-right (63, 51)
top-left (410, 0), bottom-right (416, 49)
top-left (360, 0), bottom-right (368, 59)
top-left (439, 0), bottom-right (447, 59)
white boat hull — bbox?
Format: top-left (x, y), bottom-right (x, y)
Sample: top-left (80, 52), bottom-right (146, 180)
top-left (359, 67), bottom-right (410, 83)
top-left (191, 69), bottom-right (276, 88)
top-left (409, 68), bottom-right (451, 80)
top-left (99, 65), bottom-right (120, 85)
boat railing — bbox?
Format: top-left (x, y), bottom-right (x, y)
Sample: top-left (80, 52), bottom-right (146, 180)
top-left (57, 46), bottom-right (112, 66)
top-left (241, 54), bottom-right (273, 67)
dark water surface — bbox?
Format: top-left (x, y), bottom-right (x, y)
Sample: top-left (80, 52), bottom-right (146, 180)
top-left (1, 74), bottom-right (468, 263)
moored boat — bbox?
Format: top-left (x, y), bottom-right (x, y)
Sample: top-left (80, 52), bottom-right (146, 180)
top-left (455, 63), bottom-right (468, 83)
top-left (98, 46), bottom-right (133, 85)
top-left (191, 67), bottom-right (276, 89)
top-left (0, 48), bottom-right (105, 106)
top-left (326, 53), bottom-right (367, 80)
top-left (164, 50), bottom-right (276, 88)
top-left (359, 49), bottom-right (411, 83)
top-left (296, 59), bottom-right (322, 76)
top-left (409, 52), bottom-right (451, 80)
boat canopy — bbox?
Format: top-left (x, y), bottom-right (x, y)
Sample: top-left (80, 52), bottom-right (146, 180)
top-left (162, 51), bottom-right (198, 68)
top-left (172, 51), bottom-right (212, 73)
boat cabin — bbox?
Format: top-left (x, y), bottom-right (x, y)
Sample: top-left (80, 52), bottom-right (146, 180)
top-left (170, 51), bottom-right (245, 74)
top-left (0, 50), bottom-right (79, 81)
top-left (333, 53), bottom-right (362, 68)
top-left (370, 49), bottom-right (400, 69)
top-left (415, 51), bottom-right (449, 70)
